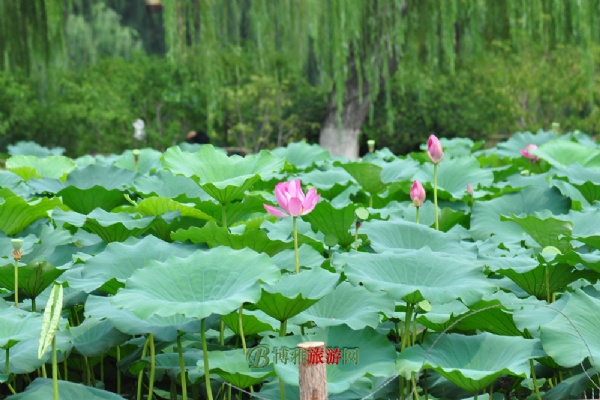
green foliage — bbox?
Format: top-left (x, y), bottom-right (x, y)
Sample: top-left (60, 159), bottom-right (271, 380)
top-left (365, 44), bottom-right (600, 155)
top-left (65, 2), bottom-right (143, 68)
top-left (223, 75), bottom-right (324, 152)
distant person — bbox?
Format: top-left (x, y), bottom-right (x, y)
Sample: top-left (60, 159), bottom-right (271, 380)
top-left (186, 130), bottom-right (210, 144)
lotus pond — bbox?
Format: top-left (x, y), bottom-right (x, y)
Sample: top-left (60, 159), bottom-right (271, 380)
top-left (0, 131), bottom-right (599, 400)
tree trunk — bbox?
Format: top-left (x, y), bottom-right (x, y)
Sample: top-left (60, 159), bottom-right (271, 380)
top-left (319, 66), bottom-right (370, 159)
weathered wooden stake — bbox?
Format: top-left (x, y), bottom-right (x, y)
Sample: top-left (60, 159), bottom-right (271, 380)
top-left (298, 341), bottom-right (328, 400)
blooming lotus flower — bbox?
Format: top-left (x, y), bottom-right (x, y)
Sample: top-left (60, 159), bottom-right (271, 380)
top-left (521, 144), bottom-right (539, 163)
top-left (264, 179), bottom-right (320, 217)
top-left (427, 134), bottom-right (444, 164)
top-left (410, 180), bottom-right (426, 207)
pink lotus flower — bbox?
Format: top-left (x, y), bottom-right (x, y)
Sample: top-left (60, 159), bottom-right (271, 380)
top-left (427, 135), bottom-right (444, 164)
top-left (467, 183), bottom-right (474, 197)
top-left (264, 179), bottom-right (320, 217)
top-left (521, 144), bottom-right (540, 163)
top-left (410, 180), bottom-right (426, 207)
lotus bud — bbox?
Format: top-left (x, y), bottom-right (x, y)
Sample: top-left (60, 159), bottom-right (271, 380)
top-left (427, 135), bottom-right (444, 164)
top-left (410, 180), bottom-right (426, 208)
top-left (467, 183), bottom-right (474, 197)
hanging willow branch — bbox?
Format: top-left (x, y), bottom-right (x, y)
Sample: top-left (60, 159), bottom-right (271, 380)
top-left (160, 0), bottom-right (600, 134)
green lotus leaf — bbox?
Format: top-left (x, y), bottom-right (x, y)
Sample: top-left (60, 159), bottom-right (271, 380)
top-left (270, 244), bottom-right (325, 272)
top-left (222, 309), bottom-right (278, 336)
top-left (554, 162), bottom-right (600, 184)
top-left (6, 378), bottom-right (127, 400)
top-left (67, 235), bottom-right (194, 294)
top-left (413, 157), bottom-right (494, 199)
top-left (0, 319), bottom-right (71, 374)
top-left (298, 166), bottom-right (355, 200)
top-left (8, 141), bottom-right (65, 157)
top-left (113, 148), bottom-right (163, 174)
top-left (162, 145), bottom-right (283, 203)
top-left (543, 367), bottom-right (597, 400)
top-left (480, 254), bottom-right (539, 273)
top-left (535, 140), bottom-right (600, 168)
top-left (0, 196), bottom-right (62, 236)
top-left (20, 224), bottom-right (74, 267)
top-left (539, 289), bottom-right (600, 369)
top-left (260, 325), bottom-right (396, 394)
top-left (111, 247), bottom-right (280, 320)
top-left (428, 299), bottom-right (522, 336)
top-left (361, 219), bottom-right (476, 256)
top-left (85, 295), bottom-right (199, 341)
top-left (568, 209), bottom-right (600, 250)
top-left (136, 197), bottom-right (214, 221)
top-left (380, 158), bottom-right (421, 184)
top-left (290, 282), bottom-right (394, 330)
top-left (495, 256), bottom-right (595, 300)
top-left (0, 171), bottom-right (24, 191)
top-left (501, 212), bottom-right (573, 253)
top-left (58, 208), bottom-right (154, 243)
top-left (414, 300), bottom-right (470, 332)
top-left (254, 267), bottom-right (339, 321)
top-left (552, 179), bottom-right (591, 210)
top-left (69, 317), bottom-right (129, 357)
top-left (57, 164), bottom-right (137, 213)
top-left (0, 260), bottom-right (65, 301)
top-left (172, 221), bottom-right (293, 257)
top-left (340, 162), bottom-right (386, 195)
top-left (6, 155), bottom-right (76, 181)
top-left (152, 350), bottom-right (203, 382)
top-left (470, 186), bottom-right (570, 242)
top-left (494, 130), bottom-right (556, 158)
top-left (133, 170), bottom-right (207, 201)
top-left (303, 202), bottom-right (356, 249)
top-left (271, 142), bottom-right (330, 169)
top-left (397, 333), bottom-right (543, 392)
top-left (334, 249), bottom-right (494, 305)
top-left (0, 308), bottom-right (42, 349)
top-left (207, 349), bottom-right (275, 388)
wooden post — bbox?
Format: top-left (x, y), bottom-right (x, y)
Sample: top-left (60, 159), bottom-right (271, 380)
top-left (298, 341), bottom-right (327, 400)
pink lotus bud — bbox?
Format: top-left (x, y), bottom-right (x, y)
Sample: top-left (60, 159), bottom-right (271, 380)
top-left (410, 180), bottom-right (426, 207)
top-left (520, 144), bottom-right (540, 163)
top-left (467, 183), bottom-right (474, 197)
top-left (263, 179), bottom-right (320, 217)
top-left (427, 135), bottom-right (444, 164)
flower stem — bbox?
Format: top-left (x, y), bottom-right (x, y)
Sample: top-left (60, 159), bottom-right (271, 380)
top-left (279, 320), bottom-right (287, 400)
top-left (415, 207), bottom-right (420, 224)
top-left (137, 337), bottom-right (150, 400)
top-left (221, 203), bottom-right (228, 229)
top-left (433, 164), bottom-right (439, 230)
top-left (177, 333), bottom-right (188, 400)
top-left (116, 345), bottom-right (121, 395)
top-left (530, 359), bottom-right (542, 400)
top-left (545, 265), bottom-right (551, 303)
top-left (14, 258), bottom-right (18, 308)
top-left (148, 333), bottom-right (156, 400)
top-left (293, 217), bottom-right (300, 274)
top-left (402, 303), bottom-right (414, 350)
top-left (52, 337), bottom-right (59, 400)
top-left (201, 319), bottom-right (214, 400)
top-left (238, 306), bottom-right (247, 355)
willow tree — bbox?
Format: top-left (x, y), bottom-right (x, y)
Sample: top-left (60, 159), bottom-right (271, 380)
top-left (0, 0), bottom-right (65, 75)
top-left (162, 0), bottom-right (599, 158)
